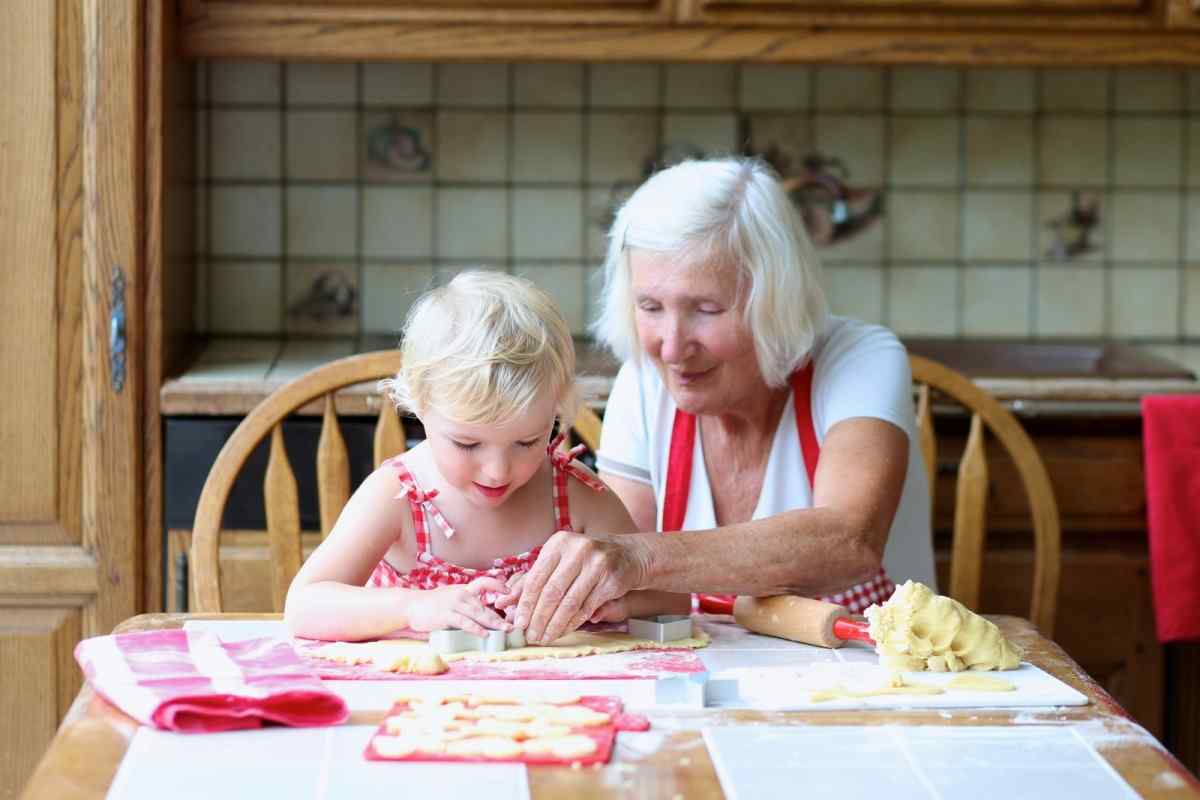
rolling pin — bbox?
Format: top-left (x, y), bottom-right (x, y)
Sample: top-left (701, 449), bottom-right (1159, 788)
top-left (698, 593), bottom-right (875, 648)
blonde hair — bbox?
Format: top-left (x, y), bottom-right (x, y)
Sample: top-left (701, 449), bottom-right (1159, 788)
top-left (593, 156), bottom-right (829, 389)
top-left (381, 270), bottom-right (579, 428)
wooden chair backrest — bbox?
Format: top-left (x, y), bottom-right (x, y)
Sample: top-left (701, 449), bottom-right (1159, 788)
top-left (190, 351), bottom-right (405, 613)
top-left (909, 354), bottom-right (1061, 636)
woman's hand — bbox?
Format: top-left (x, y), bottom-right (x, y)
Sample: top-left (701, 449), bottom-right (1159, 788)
top-left (587, 595), bottom-right (632, 624)
top-left (405, 577), bottom-right (512, 636)
top-left (514, 530), bottom-right (651, 644)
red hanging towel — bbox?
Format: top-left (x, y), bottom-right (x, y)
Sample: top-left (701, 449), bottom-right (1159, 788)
top-left (74, 629), bottom-right (349, 732)
top-left (1141, 394), bottom-right (1200, 643)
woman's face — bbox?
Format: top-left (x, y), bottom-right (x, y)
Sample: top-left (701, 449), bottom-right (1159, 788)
top-left (629, 248), bottom-right (766, 416)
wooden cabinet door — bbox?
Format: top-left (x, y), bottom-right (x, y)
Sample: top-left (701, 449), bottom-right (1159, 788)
top-left (679, 0), bottom-right (1158, 29)
top-left (187, 0), bottom-right (674, 24)
top-left (0, 1), bottom-right (143, 797)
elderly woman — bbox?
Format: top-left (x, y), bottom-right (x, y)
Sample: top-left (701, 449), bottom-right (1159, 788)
top-left (508, 157), bottom-right (934, 644)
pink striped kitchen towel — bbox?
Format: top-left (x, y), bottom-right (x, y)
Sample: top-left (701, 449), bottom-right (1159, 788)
top-left (74, 629), bottom-right (349, 733)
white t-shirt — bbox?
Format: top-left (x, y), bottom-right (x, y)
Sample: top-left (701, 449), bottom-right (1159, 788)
top-left (596, 315), bottom-right (936, 589)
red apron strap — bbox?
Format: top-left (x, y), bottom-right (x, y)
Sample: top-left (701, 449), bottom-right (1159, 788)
top-left (661, 409), bottom-right (697, 533)
top-left (792, 362), bottom-right (819, 489)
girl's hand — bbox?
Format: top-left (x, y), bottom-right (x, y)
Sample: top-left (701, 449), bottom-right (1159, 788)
top-left (492, 572), bottom-right (526, 618)
top-left (405, 577), bottom-right (512, 636)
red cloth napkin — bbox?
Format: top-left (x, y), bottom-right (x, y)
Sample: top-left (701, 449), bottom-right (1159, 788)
top-left (1142, 394), bottom-right (1200, 643)
top-left (74, 629), bottom-right (349, 732)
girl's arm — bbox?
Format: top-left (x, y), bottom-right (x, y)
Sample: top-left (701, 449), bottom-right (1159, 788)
top-left (283, 464), bottom-right (508, 640)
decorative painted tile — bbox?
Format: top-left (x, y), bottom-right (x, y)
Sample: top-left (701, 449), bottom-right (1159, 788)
top-left (1038, 191), bottom-right (1104, 263)
top-left (285, 261), bottom-right (359, 336)
top-left (814, 115), bottom-right (885, 185)
top-left (362, 111), bottom-right (434, 183)
top-left (745, 113), bottom-right (814, 178)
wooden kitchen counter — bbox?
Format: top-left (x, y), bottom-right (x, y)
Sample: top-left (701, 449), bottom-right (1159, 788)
top-left (19, 614), bottom-right (1200, 800)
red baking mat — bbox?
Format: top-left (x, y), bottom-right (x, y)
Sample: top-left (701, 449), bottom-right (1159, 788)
top-left (364, 695), bottom-right (649, 766)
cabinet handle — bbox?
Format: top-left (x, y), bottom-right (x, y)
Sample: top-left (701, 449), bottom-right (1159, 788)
top-left (109, 265), bottom-right (126, 393)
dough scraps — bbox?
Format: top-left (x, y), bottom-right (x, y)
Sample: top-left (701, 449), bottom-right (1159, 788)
top-left (310, 625), bottom-right (710, 674)
top-left (946, 673), bottom-right (1015, 692)
top-left (864, 580), bottom-right (1023, 672)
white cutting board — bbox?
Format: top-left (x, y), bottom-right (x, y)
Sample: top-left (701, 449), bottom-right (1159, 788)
top-left (692, 617), bottom-right (1089, 710)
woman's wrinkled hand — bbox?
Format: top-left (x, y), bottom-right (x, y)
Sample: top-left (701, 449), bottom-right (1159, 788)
top-left (514, 530), bottom-right (650, 644)
top-left (405, 577), bottom-right (512, 636)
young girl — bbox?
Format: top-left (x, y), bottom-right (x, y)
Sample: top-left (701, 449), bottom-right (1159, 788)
top-left (285, 271), bottom-right (682, 642)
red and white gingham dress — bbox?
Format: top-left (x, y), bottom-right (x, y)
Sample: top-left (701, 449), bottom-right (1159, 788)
top-left (367, 433), bottom-right (606, 601)
top-left (665, 363), bottom-right (896, 615)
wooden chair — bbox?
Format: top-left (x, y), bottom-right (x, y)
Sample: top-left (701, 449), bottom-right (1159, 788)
top-left (191, 351), bottom-right (406, 613)
top-left (909, 355), bottom-right (1061, 637)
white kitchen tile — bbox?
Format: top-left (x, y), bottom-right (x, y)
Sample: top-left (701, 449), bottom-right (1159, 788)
top-left (966, 117), bottom-right (1033, 187)
top-left (515, 63), bottom-right (583, 108)
top-left (1189, 70), bottom-right (1200, 110)
top-left (966, 69), bottom-right (1035, 112)
top-left (210, 110), bottom-right (281, 179)
top-left (584, 262), bottom-right (606, 332)
top-left (1186, 266), bottom-right (1200, 337)
top-left (513, 112), bottom-right (582, 182)
top-left (1114, 69), bottom-right (1183, 112)
top-left (888, 117), bottom-right (960, 187)
top-left (588, 64), bottom-right (660, 108)
top-left (587, 112), bottom-right (658, 183)
top-left (1110, 266), bottom-right (1180, 337)
top-left (1186, 197), bottom-right (1200, 261)
top-left (211, 186), bottom-right (282, 257)
top-left (363, 62), bottom-right (434, 107)
top-left (814, 67), bottom-right (885, 111)
top-left (661, 113), bottom-right (738, 157)
top-left (195, 185), bottom-right (208, 254)
top-left (586, 185), bottom-right (625, 260)
top-left (814, 115), bottom-right (885, 185)
top-left (824, 266), bottom-right (884, 325)
top-left (362, 263), bottom-right (436, 334)
top-left (436, 188), bottom-right (508, 259)
top-left (739, 65), bottom-right (810, 111)
top-left (962, 265), bottom-right (1032, 337)
top-left (209, 260), bottom-right (282, 334)
top-left (821, 216), bottom-right (884, 264)
top-left (362, 186), bottom-right (433, 259)
top-left (286, 186), bottom-right (357, 257)
top-left (1037, 116), bottom-right (1108, 188)
top-left (888, 267), bottom-right (959, 336)
top-left (286, 111), bottom-right (358, 180)
top-left (194, 259), bottom-right (208, 333)
top-left (195, 109), bottom-right (208, 180)
top-left (435, 111), bottom-right (509, 181)
top-left (1035, 265), bottom-right (1105, 337)
top-left (888, 191), bottom-right (960, 261)
top-left (1110, 192), bottom-right (1181, 262)
top-left (890, 67), bottom-right (962, 112)
top-left (361, 111), bottom-right (435, 183)
top-left (1040, 69), bottom-right (1109, 112)
top-left (963, 192), bottom-right (1034, 261)
top-left (517, 263), bottom-right (587, 333)
top-left (1189, 121), bottom-right (1200, 187)
top-left (1038, 191), bottom-right (1105, 263)
top-left (437, 63), bottom-right (509, 107)
top-left (745, 114), bottom-right (813, 176)
top-left (284, 261), bottom-right (359, 335)
top-left (1113, 117), bottom-right (1183, 188)
top-left (664, 64), bottom-right (736, 109)
top-left (286, 63), bottom-right (357, 106)
top-left (211, 61), bottom-right (281, 105)
top-left (513, 188), bottom-right (583, 259)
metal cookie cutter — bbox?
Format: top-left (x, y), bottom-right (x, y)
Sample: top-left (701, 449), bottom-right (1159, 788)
top-left (654, 672), bottom-right (740, 708)
top-left (627, 614), bottom-right (693, 644)
top-left (428, 628), bottom-right (526, 655)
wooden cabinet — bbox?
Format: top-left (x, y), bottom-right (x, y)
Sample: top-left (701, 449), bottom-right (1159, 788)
top-left (185, 0), bottom-right (674, 24)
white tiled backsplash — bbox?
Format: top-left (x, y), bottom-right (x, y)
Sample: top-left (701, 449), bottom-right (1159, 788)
top-left (195, 61), bottom-right (1200, 343)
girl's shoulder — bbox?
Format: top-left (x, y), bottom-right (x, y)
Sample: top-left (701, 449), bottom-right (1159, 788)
top-left (563, 460), bottom-right (636, 534)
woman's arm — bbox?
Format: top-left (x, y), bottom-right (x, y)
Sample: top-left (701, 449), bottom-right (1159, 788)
top-left (515, 416), bottom-right (908, 643)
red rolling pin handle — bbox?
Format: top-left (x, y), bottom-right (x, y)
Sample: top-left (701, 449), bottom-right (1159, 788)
top-left (696, 594), bottom-right (735, 615)
top-left (832, 616), bottom-right (874, 644)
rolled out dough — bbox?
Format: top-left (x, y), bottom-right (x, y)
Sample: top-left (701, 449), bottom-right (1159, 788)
top-left (311, 626), bottom-right (711, 674)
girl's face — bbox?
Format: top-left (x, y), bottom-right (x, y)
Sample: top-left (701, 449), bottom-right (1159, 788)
top-left (629, 248), bottom-right (765, 416)
top-left (420, 388), bottom-right (558, 509)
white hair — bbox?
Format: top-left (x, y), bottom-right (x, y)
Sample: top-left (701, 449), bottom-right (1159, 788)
top-left (381, 270), bottom-right (579, 426)
top-left (592, 156), bottom-right (829, 388)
